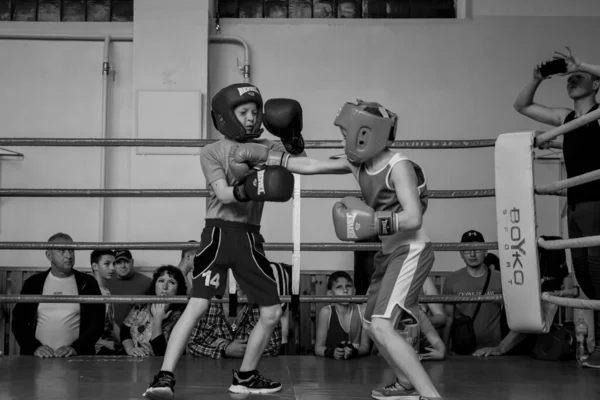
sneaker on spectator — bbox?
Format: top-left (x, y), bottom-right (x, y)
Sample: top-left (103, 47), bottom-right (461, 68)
top-left (371, 380), bottom-right (417, 399)
top-left (583, 348), bottom-right (600, 368)
top-left (143, 371), bottom-right (176, 400)
top-left (229, 369), bottom-right (282, 394)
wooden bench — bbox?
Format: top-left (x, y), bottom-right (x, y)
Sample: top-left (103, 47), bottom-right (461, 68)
top-left (0, 267), bottom-right (451, 356)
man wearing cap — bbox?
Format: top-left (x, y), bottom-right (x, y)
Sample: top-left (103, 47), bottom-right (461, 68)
top-left (441, 230), bottom-right (504, 354)
top-left (105, 250), bottom-right (152, 336)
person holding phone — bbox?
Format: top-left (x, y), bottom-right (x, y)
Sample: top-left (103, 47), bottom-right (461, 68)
top-left (513, 47), bottom-right (600, 369)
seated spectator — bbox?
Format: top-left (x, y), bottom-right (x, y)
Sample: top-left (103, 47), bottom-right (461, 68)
top-left (484, 253), bottom-right (500, 272)
top-left (176, 240), bottom-right (198, 295)
top-left (417, 310), bottom-right (446, 361)
top-left (106, 249), bottom-right (152, 340)
top-left (396, 310), bottom-right (446, 361)
top-left (419, 277), bottom-right (446, 329)
top-left (473, 237), bottom-right (570, 357)
top-left (90, 249), bottom-right (119, 354)
top-left (11, 232), bottom-right (104, 357)
top-left (120, 265), bottom-right (187, 357)
top-left (315, 271), bottom-right (371, 360)
top-left (442, 230), bottom-right (504, 355)
top-left (186, 262), bottom-right (291, 359)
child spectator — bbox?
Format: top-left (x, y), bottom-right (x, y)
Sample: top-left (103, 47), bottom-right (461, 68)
top-left (315, 271), bottom-right (371, 359)
top-left (90, 249), bottom-right (119, 354)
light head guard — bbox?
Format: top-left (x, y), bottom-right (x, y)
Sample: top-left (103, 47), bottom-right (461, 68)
top-left (334, 100), bottom-right (398, 165)
top-left (211, 83), bottom-right (264, 142)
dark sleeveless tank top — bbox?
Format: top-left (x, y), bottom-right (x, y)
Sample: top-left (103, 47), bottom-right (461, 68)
top-left (562, 104), bottom-right (600, 205)
top-left (324, 304), bottom-right (362, 348)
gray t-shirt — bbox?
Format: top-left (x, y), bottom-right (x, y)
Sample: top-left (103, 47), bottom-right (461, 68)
top-left (443, 267), bottom-right (503, 348)
top-left (106, 271), bottom-right (152, 326)
top-left (200, 137), bottom-right (287, 226)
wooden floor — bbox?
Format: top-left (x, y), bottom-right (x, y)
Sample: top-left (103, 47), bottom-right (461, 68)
top-left (0, 355), bottom-right (597, 400)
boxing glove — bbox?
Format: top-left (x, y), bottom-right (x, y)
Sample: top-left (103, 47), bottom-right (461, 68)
top-left (332, 197), bottom-right (398, 241)
top-left (233, 166), bottom-right (294, 203)
top-left (229, 143), bottom-right (290, 181)
top-left (264, 98), bottom-right (305, 155)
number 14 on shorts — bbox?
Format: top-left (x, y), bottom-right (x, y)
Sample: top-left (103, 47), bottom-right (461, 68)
top-left (201, 270), bottom-right (220, 287)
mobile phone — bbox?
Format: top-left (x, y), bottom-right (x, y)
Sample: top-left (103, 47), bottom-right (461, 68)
top-left (539, 59), bottom-right (568, 78)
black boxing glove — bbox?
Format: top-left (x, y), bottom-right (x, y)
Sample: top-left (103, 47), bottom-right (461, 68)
top-left (233, 166), bottom-right (294, 203)
top-left (264, 98), bottom-right (305, 155)
top-left (229, 142), bottom-right (290, 182)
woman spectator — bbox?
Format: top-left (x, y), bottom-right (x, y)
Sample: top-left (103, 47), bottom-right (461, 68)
top-left (120, 265), bottom-right (187, 357)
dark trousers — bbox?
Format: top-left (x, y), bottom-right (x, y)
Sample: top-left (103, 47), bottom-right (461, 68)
top-left (568, 200), bottom-right (600, 346)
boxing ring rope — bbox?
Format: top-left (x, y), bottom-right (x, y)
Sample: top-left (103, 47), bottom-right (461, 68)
top-left (535, 107), bottom-right (600, 147)
top-left (542, 293), bottom-right (600, 311)
top-left (538, 235), bottom-right (600, 250)
top-left (535, 168), bottom-right (600, 195)
top-left (0, 294), bottom-right (504, 304)
top-left (0, 188), bottom-right (496, 198)
top-left (0, 138), bottom-right (496, 149)
top-left (0, 241), bottom-right (498, 251)
top-left (0, 288), bottom-right (580, 306)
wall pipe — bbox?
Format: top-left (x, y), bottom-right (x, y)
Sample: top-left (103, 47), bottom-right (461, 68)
top-left (0, 33), bottom-right (133, 41)
top-left (208, 35), bottom-right (250, 82)
top-left (99, 36), bottom-right (111, 244)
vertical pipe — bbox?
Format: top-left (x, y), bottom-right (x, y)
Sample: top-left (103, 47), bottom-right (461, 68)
top-left (99, 36), bottom-right (111, 242)
top-left (455, 0), bottom-right (470, 19)
top-left (207, 35), bottom-right (250, 83)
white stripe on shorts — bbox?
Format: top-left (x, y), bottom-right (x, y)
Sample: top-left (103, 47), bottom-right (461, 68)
top-left (192, 227), bottom-right (220, 280)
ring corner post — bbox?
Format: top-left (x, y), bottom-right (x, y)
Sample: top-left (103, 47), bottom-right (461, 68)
top-left (495, 131), bottom-right (544, 333)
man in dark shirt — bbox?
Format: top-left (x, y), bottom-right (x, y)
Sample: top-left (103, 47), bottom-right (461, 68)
top-left (105, 250), bottom-right (151, 341)
top-left (513, 47), bottom-right (600, 367)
